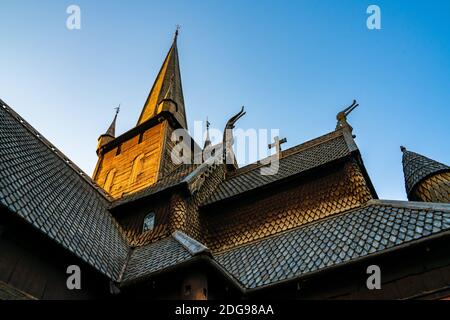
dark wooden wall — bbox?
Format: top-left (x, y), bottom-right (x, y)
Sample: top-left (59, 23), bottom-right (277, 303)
top-left (0, 208), bottom-right (110, 300)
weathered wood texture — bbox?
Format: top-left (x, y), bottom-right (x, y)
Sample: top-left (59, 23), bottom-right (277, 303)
top-left (160, 124), bottom-right (183, 178)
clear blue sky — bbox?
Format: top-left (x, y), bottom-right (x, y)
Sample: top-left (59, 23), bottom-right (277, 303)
top-left (1, 0), bottom-right (449, 200)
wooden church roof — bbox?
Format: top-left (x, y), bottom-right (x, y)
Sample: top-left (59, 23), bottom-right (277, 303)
top-left (204, 128), bottom-right (367, 206)
top-left (0, 100), bottom-right (129, 281)
top-left (1, 98), bottom-right (450, 292)
top-left (214, 200), bottom-right (450, 290)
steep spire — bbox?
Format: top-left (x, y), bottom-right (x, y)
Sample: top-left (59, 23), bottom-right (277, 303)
top-left (204, 117), bottom-right (211, 149)
top-left (105, 105), bottom-right (120, 137)
top-left (137, 28), bottom-right (187, 129)
top-left (400, 146), bottom-right (450, 197)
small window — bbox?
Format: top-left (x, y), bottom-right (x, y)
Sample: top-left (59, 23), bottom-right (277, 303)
top-left (116, 144), bottom-right (122, 156)
top-left (138, 133), bottom-right (144, 144)
top-left (143, 212), bottom-right (155, 232)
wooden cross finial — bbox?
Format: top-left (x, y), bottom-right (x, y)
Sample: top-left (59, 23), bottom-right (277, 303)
top-left (268, 136), bottom-right (287, 156)
top-left (175, 24), bottom-right (181, 39)
top-left (114, 104), bottom-right (120, 115)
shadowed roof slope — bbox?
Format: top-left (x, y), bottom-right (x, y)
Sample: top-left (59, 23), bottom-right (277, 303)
top-left (121, 231), bottom-right (210, 284)
top-left (0, 101), bottom-right (129, 280)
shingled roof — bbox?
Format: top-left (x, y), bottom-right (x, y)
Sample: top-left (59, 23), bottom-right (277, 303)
top-left (121, 231), bottom-right (210, 284)
top-left (117, 199), bottom-right (450, 291)
top-left (214, 200), bottom-right (450, 290)
top-left (0, 101), bottom-right (129, 281)
top-left (401, 147), bottom-right (450, 196)
top-left (203, 128), bottom-right (361, 205)
top-left (2, 99), bottom-right (450, 293)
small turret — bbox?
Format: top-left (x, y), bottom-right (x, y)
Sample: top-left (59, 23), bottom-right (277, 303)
top-left (97, 106), bottom-right (119, 155)
top-left (401, 146), bottom-right (450, 203)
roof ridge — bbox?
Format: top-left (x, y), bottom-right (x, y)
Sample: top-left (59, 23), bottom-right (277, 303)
top-left (368, 199), bottom-right (450, 212)
top-left (228, 129), bottom-right (347, 179)
top-left (0, 99), bottom-right (113, 201)
top-left (116, 247), bottom-right (135, 283)
top-left (172, 231), bottom-right (210, 256)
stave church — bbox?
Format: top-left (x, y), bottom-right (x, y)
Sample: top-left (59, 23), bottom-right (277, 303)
top-left (1, 31), bottom-right (450, 300)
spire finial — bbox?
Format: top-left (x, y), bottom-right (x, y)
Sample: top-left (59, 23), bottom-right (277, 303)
top-left (105, 104), bottom-right (120, 137)
top-left (400, 146), bottom-right (407, 153)
top-left (204, 117), bottom-right (212, 150)
top-left (174, 24), bottom-right (181, 41)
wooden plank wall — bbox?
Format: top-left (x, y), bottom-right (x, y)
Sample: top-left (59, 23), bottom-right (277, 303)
top-left (94, 121), bottom-right (166, 199)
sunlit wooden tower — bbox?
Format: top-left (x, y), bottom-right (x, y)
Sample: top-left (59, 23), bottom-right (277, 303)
top-left (92, 30), bottom-right (194, 199)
